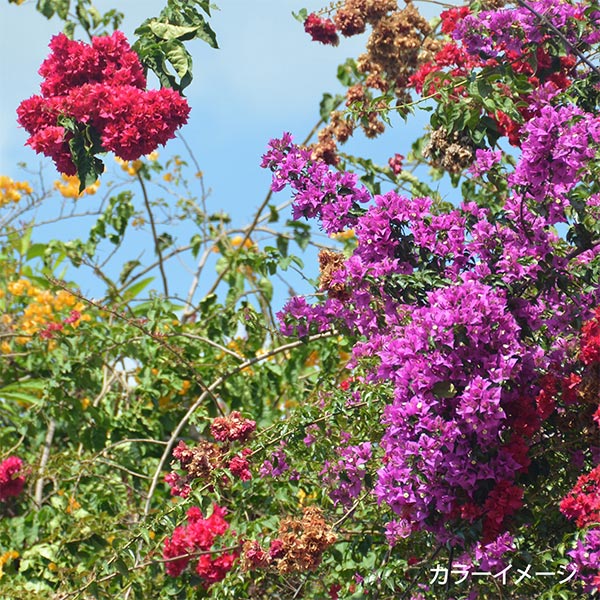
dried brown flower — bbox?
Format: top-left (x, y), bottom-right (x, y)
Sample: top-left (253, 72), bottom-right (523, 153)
top-left (424, 126), bottom-right (476, 174)
top-left (275, 506), bottom-right (337, 574)
top-left (310, 125), bottom-right (340, 165)
top-left (319, 249), bottom-right (348, 300)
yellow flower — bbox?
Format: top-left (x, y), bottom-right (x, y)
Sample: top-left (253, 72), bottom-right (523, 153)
top-left (305, 350), bottom-right (319, 367)
top-left (163, 172), bottom-right (173, 182)
top-left (178, 380), bottom-right (191, 395)
top-left (0, 550), bottom-right (19, 580)
top-left (331, 229), bottom-right (355, 241)
top-left (66, 496), bottom-right (81, 514)
top-left (0, 175), bottom-right (32, 206)
top-left (53, 290), bottom-right (76, 311)
top-left (230, 235), bottom-right (255, 249)
top-left (54, 174), bottom-right (99, 198)
top-left (115, 157), bottom-right (142, 176)
top-left (147, 151), bottom-right (159, 161)
top-left (158, 395), bottom-right (175, 410)
top-left (297, 489), bottom-right (317, 506)
top-left (0, 342), bottom-right (11, 354)
top-left (7, 279), bottom-right (30, 296)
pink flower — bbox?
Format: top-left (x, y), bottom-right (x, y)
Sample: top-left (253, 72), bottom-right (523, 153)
top-left (304, 13), bottom-right (339, 46)
top-left (388, 153), bottom-right (405, 175)
top-left (196, 551), bottom-right (237, 585)
top-left (210, 411), bottom-right (256, 443)
top-left (163, 504), bottom-right (236, 585)
top-left (228, 454), bottom-right (252, 481)
top-left (0, 456), bottom-right (26, 501)
top-left (560, 465), bottom-right (600, 528)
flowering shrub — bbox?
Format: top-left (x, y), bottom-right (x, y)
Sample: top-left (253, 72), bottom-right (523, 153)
top-left (2, 1), bottom-right (600, 598)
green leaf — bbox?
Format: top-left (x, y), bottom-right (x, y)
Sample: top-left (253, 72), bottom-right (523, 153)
top-left (114, 557), bottom-right (129, 578)
top-left (123, 277), bottom-right (155, 300)
top-left (258, 276), bottom-right (273, 301)
top-left (432, 381), bottom-right (457, 399)
top-left (319, 93), bottom-right (342, 121)
top-left (165, 40), bottom-right (192, 81)
top-left (0, 380), bottom-right (45, 405)
top-left (148, 22), bottom-right (200, 41)
top-left (20, 227), bottom-right (33, 256)
top-left (63, 20), bottom-right (76, 38)
top-left (26, 243), bottom-right (48, 261)
top-left (55, 0), bottom-right (69, 19)
top-left (36, 0), bottom-right (56, 18)
top-left (292, 8), bottom-right (308, 23)
top-left (58, 116), bottom-right (104, 192)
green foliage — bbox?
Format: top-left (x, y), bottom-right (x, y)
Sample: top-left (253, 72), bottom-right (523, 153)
top-left (31, 0), bottom-right (124, 37)
top-left (134, 0), bottom-right (218, 92)
top-left (58, 116), bottom-right (105, 192)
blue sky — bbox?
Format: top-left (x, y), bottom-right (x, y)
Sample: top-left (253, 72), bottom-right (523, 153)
top-left (1, 1), bottom-right (450, 307)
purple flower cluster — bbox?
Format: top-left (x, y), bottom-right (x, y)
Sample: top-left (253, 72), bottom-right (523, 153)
top-left (322, 441), bottom-right (372, 508)
top-left (264, 125), bottom-right (600, 559)
top-left (453, 0), bottom-right (584, 59)
top-left (509, 104), bottom-right (600, 224)
top-left (261, 133), bottom-right (370, 234)
top-left (374, 280), bottom-right (532, 540)
top-left (568, 528), bottom-right (600, 593)
top-left (469, 149), bottom-right (502, 178)
top-left (259, 442), bottom-right (290, 478)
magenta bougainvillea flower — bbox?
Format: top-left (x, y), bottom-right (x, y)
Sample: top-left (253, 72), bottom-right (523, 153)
top-left (0, 456), bottom-right (26, 501)
top-left (263, 126), bottom-right (600, 572)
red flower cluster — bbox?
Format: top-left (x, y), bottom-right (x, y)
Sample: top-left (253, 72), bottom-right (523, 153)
top-left (0, 456), bottom-right (25, 501)
top-left (581, 307), bottom-right (600, 366)
top-left (210, 411), bottom-right (256, 442)
top-left (304, 13), bottom-right (339, 46)
top-left (560, 465), bottom-right (600, 528)
top-left (17, 32), bottom-right (190, 174)
top-left (39, 321), bottom-right (64, 340)
top-left (39, 309), bottom-right (84, 340)
top-left (536, 374), bottom-right (558, 420)
top-left (163, 504), bottom-right (237, 585)
top-left (439, 6), bottom-right (470, 35)
top-left (388, 153), bottom-right (405, 175)
top-left (228, 449), bottom-right (252, 481)
top-left (482, 481), bottom-right (524, 542)
top-left (166, 412), bottom-right (256, 496)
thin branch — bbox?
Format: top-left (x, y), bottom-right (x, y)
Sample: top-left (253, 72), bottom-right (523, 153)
top-left (137, 172), bottom-right (169, 297)
top-left (34, 418), bottom-right (56, 509)
top-left (142, 330), bottom-right (336, 517)
top-left (185, 107), bottom-right (340, 320)
top-left (46, 278), bottom-right (224, 415)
